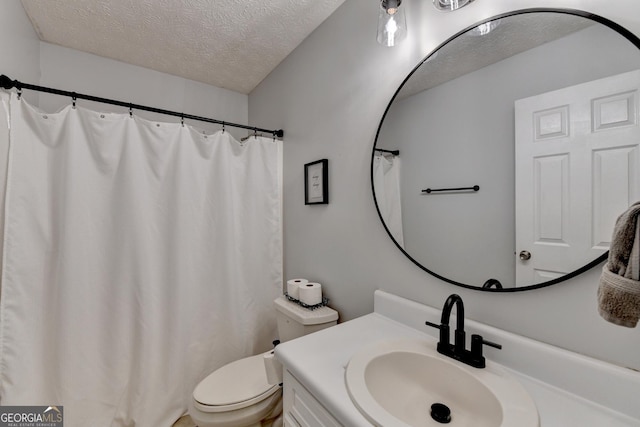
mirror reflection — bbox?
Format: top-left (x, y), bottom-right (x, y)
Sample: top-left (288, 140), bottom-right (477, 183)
top-left (373, 11), bottom-right (640, 290)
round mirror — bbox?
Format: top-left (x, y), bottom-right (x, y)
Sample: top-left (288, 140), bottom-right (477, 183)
top-left (373, 9), bottom-right (640, 291)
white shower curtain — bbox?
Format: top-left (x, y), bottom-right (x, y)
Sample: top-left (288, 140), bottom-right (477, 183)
top-left (373, 153), bottom-right (404, 247)
top-left (0, 93), bottom-right (283, 426)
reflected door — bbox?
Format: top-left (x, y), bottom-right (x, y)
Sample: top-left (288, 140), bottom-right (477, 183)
top-left (515, 70), bottom-right (640, 286)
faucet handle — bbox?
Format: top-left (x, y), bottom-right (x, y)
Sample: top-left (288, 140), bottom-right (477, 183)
top-left (468, 334), bottom-right (502, 368)
top-left (471, 334), bottom-right (502, 351)
top-left (425, 320), bottom-right (441, 330)
top-left (471, 333), bottom-right (501, 360)
top-left (426, 320), bottom-right (453, 354)
top-left (480, 337), bottom-right (502, 350)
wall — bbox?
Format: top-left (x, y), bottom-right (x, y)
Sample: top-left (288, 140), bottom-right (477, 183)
top-left (2, 0), bottom-right (638, 371)
top-left (0, 1), bottom-right (248, 140)
top-left (249, 0), bottom-right (640, 370)
top-left (37, 43), bottom-right (248, 140)
top-left (0, 0), bottom-right (41, 103)
top-left (378, 24), bottom-right (640, 288)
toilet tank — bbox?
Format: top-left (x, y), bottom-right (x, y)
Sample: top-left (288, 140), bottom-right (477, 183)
top-left (274, 296), bottom-right (338, 342)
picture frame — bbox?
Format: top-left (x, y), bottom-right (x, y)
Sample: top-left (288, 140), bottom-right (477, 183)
top-left (304, 159), bottom-right (329, 205)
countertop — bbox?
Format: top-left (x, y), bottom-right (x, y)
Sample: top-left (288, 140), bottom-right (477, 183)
top-left (275, 291), bottom-right (640, 427)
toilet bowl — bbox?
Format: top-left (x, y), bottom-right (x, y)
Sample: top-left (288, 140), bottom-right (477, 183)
top-left (189, 353), bottom-right (282, 427)
top-left (189, 296), bottom-right (338, 427)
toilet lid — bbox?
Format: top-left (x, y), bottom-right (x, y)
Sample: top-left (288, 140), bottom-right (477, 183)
top-left (193, 352), bottom-right (279, 411)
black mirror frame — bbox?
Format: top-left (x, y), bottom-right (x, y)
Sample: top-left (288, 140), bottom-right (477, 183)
top-left (371, 8), bottom-right (640, 292)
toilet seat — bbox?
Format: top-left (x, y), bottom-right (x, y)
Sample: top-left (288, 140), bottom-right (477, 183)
top-left (193, 352), bottom-right (281, 413)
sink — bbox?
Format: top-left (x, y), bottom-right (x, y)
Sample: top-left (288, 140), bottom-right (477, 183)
top-left (345, 338), bottom-right (538, 427)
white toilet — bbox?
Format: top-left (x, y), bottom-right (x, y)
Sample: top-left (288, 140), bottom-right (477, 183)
top-left (189, 296), bottom-right (338, 427)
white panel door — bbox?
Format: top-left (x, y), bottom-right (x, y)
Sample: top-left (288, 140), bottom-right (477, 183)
top-left (515, 70), bottom-right (640, 286)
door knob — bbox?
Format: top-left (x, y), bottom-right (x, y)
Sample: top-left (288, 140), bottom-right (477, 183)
top-left (519, 250), bottom-right (532, 260)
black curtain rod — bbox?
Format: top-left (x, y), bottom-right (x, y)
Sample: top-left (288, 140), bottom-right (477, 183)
top-left (0, 74), bottom-right (284, 139)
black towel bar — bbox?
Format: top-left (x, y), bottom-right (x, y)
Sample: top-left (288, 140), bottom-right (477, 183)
top-left (422, 185), bottom-right (480, 194)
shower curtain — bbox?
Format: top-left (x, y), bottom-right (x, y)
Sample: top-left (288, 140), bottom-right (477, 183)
top-left (373, 153), bottom-right (404, 247)
top-left (0, 93), bottom-right (283, 426)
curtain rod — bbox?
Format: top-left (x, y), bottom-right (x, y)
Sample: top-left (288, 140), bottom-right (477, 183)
top-left (0, 74), bottom-right (284, 139)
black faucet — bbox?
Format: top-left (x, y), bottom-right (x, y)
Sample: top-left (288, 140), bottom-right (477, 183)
top-left (425, 294), bottom-right (502, 369)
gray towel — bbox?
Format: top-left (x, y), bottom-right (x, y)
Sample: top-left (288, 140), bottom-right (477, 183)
top-left (597, 201), bottom-right (640, 327)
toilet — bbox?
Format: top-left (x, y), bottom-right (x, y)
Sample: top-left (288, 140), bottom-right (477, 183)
top-left (189, 296), bottom-right (338, 427)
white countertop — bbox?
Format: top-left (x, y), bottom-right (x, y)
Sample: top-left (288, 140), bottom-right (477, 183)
top-left (275, 291), bottom-right (640, 427)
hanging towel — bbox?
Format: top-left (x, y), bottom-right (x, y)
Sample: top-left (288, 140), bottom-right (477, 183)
top-left (597, 201), bottom-right (640, 327)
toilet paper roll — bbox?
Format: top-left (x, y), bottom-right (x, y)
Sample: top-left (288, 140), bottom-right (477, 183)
top-left (298, 282), bottom-right (322, 306)
top-left (263, 350), bottom-right (283, 385)
top-left (287, 278), bottom-right (308, 299)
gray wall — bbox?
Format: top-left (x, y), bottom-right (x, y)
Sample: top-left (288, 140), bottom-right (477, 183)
top-left (37, 43), bottom-right (248, 140)
top-left (378, 24), bottom-right (640, 288)
top-left (2, 0), bottom-right (639, 371)
top-left (0, 1), bottom-right (248, 139)
top-left (249, 0), bottom-right (640, 371)
top-left (0, 0), bottom-right (41, 103)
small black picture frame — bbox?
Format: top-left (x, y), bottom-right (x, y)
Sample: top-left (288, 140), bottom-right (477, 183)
top-left (304, 159), bottom-right (329, 205)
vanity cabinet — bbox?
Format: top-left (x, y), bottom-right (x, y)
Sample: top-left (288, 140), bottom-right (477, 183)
top-left (283, 370), bottom-right (343, 427)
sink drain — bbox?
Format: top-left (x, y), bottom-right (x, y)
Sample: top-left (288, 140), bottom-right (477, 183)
top-left (430, 403), bottom-right (451, 424)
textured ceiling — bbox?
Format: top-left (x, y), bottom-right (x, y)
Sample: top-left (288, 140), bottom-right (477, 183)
top-left (397, 13), bottom-right (594, 100)
top-left (20, 0), bottom-right (347, 94)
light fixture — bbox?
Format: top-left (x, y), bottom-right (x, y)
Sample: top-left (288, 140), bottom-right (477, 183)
top-left (377, 0), bottom-right (407, 47)
top-left (433, 0), bottom-right (471, 12)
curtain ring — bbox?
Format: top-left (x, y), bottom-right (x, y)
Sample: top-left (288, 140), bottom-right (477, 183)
top-left (71, 92), bottom-right (77, 109)
top-left (16, 86), bottom-right (22, 100)
top-left (129, 103), bottom-right (133, 118)
top-left (222, 122), bottom-right (225, 133)
top-left (181, 113), bottom-right (184, 127)
top-left (253, 128), bottom-right (258, 139)
top-left (272, 131), bottom-right (276, 141)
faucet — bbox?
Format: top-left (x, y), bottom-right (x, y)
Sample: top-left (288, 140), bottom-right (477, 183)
top-left (425, 294), bottom-right (501, 368)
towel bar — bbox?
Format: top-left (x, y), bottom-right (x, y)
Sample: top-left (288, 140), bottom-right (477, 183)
top-left (422, 185), bottom-right (480, 194)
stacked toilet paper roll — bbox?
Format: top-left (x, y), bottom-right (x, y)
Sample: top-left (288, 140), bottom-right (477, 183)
top-left (286, 278), bottom-right (308, 299)
top-left (298, 282), bottom-right (323, 306)
top-left (286, 278), bottom-right (323, 306)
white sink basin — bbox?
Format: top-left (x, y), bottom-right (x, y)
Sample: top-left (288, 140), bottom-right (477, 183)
top-left (345, 338), bottom-right (539, 427)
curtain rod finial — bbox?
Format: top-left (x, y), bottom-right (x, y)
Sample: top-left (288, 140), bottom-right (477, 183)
top-left (0, 75), bottom-right (16, 90)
